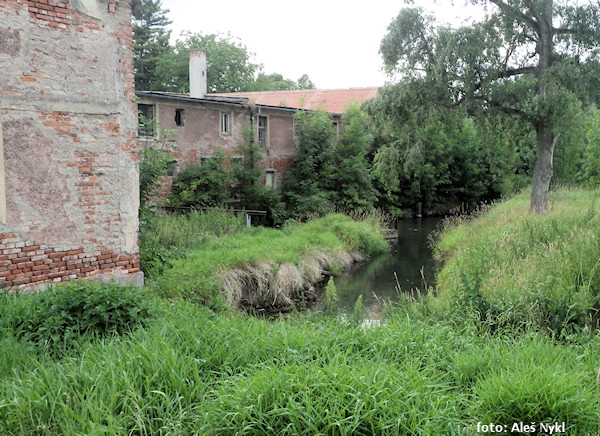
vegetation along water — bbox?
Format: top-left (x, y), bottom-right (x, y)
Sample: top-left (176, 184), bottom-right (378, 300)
top-left (2, 187), bottom-right (600, 434)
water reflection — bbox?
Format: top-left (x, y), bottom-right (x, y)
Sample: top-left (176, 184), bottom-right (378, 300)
top-left (334, 217), bottom-right (441, 318)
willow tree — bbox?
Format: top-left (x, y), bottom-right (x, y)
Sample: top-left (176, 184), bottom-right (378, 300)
top-left (380, 0), bottom-right (600, 214)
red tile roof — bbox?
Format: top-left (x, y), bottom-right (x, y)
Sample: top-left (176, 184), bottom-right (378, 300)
top-left (208, 87), bottom-right (379, 114)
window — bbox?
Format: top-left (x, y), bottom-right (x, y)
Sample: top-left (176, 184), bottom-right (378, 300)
top-left (332, 121), bottom-right (339, 134)
top-left (138, 103), bottom-right (155, 137)
top-left (175, 109), bottom-right (185, 126)
top-left (166, 159), bottom-right (177, 177)
top-left (258, 116), bottom-right (268, 148)
top-left (265, 170), bottom-right (276, 188)
top-left (220, 112), bottom-right (231, 134)
top-left (231, 156), bottom-right (243, 167)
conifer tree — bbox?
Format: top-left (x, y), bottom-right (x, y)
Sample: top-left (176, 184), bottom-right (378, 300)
top-left (132, 0), bottom-right (172, 91)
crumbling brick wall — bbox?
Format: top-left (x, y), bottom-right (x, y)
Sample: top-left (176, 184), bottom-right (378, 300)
top-left (0, 0), bottom-right (142, 289)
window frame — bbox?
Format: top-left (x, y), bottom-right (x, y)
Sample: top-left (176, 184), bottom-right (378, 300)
top-left (137, 103), bottom-right (156, 137)
top-left (220, 111), bottom-right (232, 135)
top-left (257, 115), bottom-right (268, 148)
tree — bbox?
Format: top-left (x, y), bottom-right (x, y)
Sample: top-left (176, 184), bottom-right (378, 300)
top-left (332, 103), bottom-right (375, 212)
top-left (250, 73), bottom-right (317, 91)
top-left (281, 110), bottom-right (337, 218)
top-left (154, 32), bottom-right (260, 93)
top-left (131, 0), bottom-right (172, 91)
top-left (380, 1), bottom-right (600, 214)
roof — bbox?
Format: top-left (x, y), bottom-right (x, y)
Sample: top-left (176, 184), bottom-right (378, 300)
top-left (208, 87), bottom-right (379, 115)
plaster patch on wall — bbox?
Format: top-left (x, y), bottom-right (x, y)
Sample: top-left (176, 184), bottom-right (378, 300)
top-left (120, 165), bottom-right (139, 253)
top-left (3, 118), bottom-right (77, 242)
top-left (70, 0), bottom-right (104, 20)
top-left (0, 28), bottom-right (21, 56)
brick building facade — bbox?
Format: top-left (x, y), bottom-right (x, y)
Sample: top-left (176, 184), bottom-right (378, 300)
top-left (137, 51), bottom-right (379, 193)
top-left (0, 0), bottom-right (143, 289)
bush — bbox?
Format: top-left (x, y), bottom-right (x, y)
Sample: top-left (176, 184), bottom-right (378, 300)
top-left (3, 282), bottom-right (153, 353)
top-left (169, 152), bottom-right (231, 208)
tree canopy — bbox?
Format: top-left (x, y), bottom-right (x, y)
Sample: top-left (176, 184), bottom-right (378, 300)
top-left (132, 0), bottom-right (172, 91)
top-left (379, 0), bottom-right (600, 214)
top-left (153, 32), bottom-right (260, 93)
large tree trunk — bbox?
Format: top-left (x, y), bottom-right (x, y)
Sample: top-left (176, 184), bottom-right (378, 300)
top-left (530, 124), bottom-right (555, 214)
top-left (530, 0), bottom-right (555, 214)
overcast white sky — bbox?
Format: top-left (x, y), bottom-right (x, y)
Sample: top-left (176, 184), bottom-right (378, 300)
top-left (160, 0), bottom-right (482, 89)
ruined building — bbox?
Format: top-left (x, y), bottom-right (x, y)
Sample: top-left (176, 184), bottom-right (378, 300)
top-left (0, 0), bottom-right (143, 289)
top-left (136, 50), bottom-right (378, 192)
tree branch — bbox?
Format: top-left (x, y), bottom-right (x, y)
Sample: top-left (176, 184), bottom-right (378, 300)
top-left (488, 0), bottom-right (538, 31)
top-left (553, 27), bottom-right (577, 35)
top-left (500, 66), bottom-right (538, 77)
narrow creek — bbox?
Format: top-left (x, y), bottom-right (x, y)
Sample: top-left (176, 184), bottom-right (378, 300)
top-left (333, 217), bottom-right (442, 319)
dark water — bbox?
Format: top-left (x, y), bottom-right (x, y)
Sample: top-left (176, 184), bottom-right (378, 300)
top-left (333, 217), bottom-right (442, 319)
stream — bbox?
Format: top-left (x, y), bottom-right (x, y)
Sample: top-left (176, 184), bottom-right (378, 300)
top-left (333, 217), bottom-right (442, 319)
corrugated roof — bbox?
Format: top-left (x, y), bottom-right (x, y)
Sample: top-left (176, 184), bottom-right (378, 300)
top-left (208, 87), bottom-right (379, 115)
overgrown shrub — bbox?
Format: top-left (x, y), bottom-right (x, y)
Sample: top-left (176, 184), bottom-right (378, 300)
top-left (2, 282), bottom-right (153, 353)
top-left (169, 151), bottom-right (231, 207)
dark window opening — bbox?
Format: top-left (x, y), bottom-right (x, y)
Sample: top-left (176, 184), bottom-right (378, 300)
top-left (258, 116), bottom-right (267, 148)
top-left (138, 104), bottom-right (155, 136)
top-left (175, 109), bottom-right (185, 126)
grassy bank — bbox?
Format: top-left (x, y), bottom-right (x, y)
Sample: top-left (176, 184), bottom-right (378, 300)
top-left (435, 187), bottom-right (600, 334)
top-left (2, 191), bottom-right (600, 434)
top-left (150, 213), bottom-right (389, 310)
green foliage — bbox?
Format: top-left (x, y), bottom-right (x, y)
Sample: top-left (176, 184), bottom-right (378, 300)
top-left (139, 208), bottom-right (245, 280)
top-left (321, 277), bottom-right (339, 316)
top-left (0, 282), bottom-right (153, 354)
top-left (378, 1), bottom-right (600, 213)
top-left (470, 337), bottom-right (600, 432)
top-left (332, 102), bottom-right (376, 213)
top-left (169, 151), bottom-right (231, 207)
top-left (231, 130), bottom-right (285, 225)
top-left (250, 72), bottom-right (316, 92)
top-left (3, 298), bottom-right (600, 434)
top-left (131, 0), bottom-right (172, 91)
top-left (154, 32), bottom-right (259, 93)
top-left (281, 110), bottom-right (337, 219)
top-left (436, 187), bottom-right (600, 334)
top-left (137, 116), bottom-right (177, 209)
top-left (367, 96), bottom-right (510, 214)
top-left (578, 108), bottom-right (600, 185)
top-left (153, 214), bottom-right (387, 307)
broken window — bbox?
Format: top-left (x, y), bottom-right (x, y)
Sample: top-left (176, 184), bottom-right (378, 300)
top-left (258, 116), bottom-right (268, 148)
top-left (220, 112), bottom-right (231, 134)
top-left (175, 109), bottom-right (185, 126)
top-left (138, 103), bottom-right (155, 137)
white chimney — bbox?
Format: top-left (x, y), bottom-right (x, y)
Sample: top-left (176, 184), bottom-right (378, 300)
top-left (189, 50), bottom-right (207, 98)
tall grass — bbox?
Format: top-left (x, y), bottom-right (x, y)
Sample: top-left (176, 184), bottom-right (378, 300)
top-left (152, 213), bottom-right (389, 310)
top-left (435, 187), bottom-right (600, 333)
top-left (139, 208), bottom-right (246, 279)
top-left (1, 298), bottom-right (599, 434)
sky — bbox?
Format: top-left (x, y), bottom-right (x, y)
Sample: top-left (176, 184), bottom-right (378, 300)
top-left (159, 0), bottom-right (483, 90)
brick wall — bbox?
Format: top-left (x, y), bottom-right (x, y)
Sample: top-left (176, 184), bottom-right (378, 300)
top-left (0, 0), bottom-right (142, 290)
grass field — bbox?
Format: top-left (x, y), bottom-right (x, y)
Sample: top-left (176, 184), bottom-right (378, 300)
top-left (2, 192), bottom-right (600, 434)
